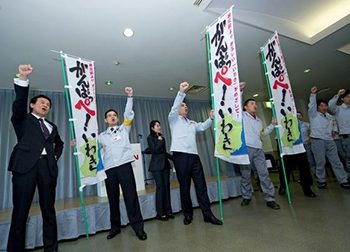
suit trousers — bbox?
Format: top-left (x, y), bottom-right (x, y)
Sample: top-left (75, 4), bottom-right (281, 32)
top-left (279, 152), bottom-right (313, 192)
top-left (7, 157), bottom-right (58, 252)
top-left (152, 169), bottom-right (172, 216)
top-left (172, 152), bottom-right (212, 218)
top-left (105, 162), bottom-right (144, 234)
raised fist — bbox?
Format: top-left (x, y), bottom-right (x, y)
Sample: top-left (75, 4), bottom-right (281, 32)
top-left (209, 110), bottom-right (215, 119)
top-left (125, 87), bottom-right (133, 97)
top-left (271, 118), bottom-right (277, 125)
top-left (310, 86), bottom-right (318, 94)
top-left (337, 89), bottom-right (346, 96)
top-left (239, 81), bottom-right (246, 91)
top-left (18, 64), bottom-right (33, 80)
top-left (179, 82), bottom-right (189, 93)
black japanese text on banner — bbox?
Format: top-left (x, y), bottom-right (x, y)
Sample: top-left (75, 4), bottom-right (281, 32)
top-left (207, 6), bottom-right (249, 165)
top-left (63, 55), bottom-right (105, 186)
top-left (261, 32), bottom-right (305, 155)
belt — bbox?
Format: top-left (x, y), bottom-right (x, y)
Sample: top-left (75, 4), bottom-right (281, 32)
top-left (340, 134), bottom-right (349, 139)
top-left (39, 155), bottom-right (48, 159)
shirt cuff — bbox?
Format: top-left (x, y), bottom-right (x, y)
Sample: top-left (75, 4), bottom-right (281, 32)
top-left (178, 91), bottom-right (186, 97)
top-left (14, 78), bottom-right (29, 87)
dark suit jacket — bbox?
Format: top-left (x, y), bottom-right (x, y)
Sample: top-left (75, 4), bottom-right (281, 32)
top-left (8, 84), bottom-right (64, 177)
top-left (147, 134), bottom-right (172, 172)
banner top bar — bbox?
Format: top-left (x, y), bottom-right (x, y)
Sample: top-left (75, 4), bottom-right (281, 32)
top-left (50, 49), bottom-right (94, 62)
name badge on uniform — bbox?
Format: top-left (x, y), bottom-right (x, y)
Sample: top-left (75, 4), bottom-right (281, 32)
top-left (113, 135), bottom-right (121, 142)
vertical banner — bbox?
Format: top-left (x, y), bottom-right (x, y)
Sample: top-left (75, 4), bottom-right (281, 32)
top-left (261, 32), bottom-right (305, 155)
top-left (206, 6), bottom-right (249, 165)
top-left (63, 55), bottom-right (105, 186)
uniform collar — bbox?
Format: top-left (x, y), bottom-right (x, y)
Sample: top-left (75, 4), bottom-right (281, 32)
top-left (245, 111), bottom-right (257, 120)
top-left (318, 112), bottom-right (327, 117)
top-left (107, 126), bottom-right (119, 133)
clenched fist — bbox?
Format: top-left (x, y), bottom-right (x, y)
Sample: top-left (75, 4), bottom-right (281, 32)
top-left (239, 82), bottom-right (246, 91)
top-left (209, 110), bottom-right (215, 119)
top-left (310, 86), bottom-right (318, 94)
top-left (125, 87), bottom-right (133, 97)
top-left (337, 89), bottom-right (346, 96)
top-left (179, 82), bottom-right (189, 93)
top-left (18, 64), bottom-right (33, 80)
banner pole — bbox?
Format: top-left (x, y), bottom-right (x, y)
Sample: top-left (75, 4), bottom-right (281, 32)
top-left (60, 55), bottom-right (90, 237)
top-left (259, 49), bottom-right (292, 204)
top-left (205, 32), bottom-right (224, 220)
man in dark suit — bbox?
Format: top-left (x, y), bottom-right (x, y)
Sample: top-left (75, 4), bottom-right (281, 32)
top-left (7, 64), bottom-right (64, 252)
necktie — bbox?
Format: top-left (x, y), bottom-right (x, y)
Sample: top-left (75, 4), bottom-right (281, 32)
top-left (39, 118), bottom-right (50, 139)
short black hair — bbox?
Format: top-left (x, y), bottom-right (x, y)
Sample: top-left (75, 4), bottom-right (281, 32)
top-left (340, 90), bottom-right (350, 99)
top-left (297, 111), bottom-right (302, 115)
top-left (149, 120), bottom-right (161, 136)
top-left (104, 109), bottom-right (118, 118)
top-left (317, 99), bottom-right (328, 107)
top-left (243, 98), bottom-right (256, 111)
top-left (29, 95), bottom-right (52, 112)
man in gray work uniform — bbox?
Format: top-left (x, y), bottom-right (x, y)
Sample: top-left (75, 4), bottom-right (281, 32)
top-left (308, 86), bottom-right (350, 189)
top-left (328, 89), bottom-right (350, 180)
top-left (239, 82), bottom-right (280, 210)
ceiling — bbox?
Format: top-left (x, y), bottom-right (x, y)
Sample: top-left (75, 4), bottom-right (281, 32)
top-left (0, 0), bottom-right (349, 101)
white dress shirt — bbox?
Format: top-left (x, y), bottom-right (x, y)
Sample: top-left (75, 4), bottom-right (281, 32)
top-left (14, 78), bottom-right (52, 155)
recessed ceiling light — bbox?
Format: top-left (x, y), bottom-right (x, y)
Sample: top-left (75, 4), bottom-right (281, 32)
top-left (304, 69), bottom-right (311, 73)
top-left (114, 61), bottom-right (120, 66)
top-left (105, 80), bottom-right (113, 86)
top-left (253, 93), bottom-right (259, 97)
top-left (123, 28), bottom-right (134, 37)
top-left (169, 87), bottom-right (174, 91)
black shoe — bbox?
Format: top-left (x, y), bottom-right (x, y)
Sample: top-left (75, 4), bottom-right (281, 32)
top-left (166, 213), bottom-right (175, 219)
top-left (317, 182), bottom-right (327, 189)
top-left (304, 190), bottom-right (316, 198)
top-left (156, 215), bottom-right (169, 221)
top-left (183, 216), bottom-right (193, 225)
top-left (204, 215), bottom-right (223, 225)
top-left (136, 230), bottom-right (147, 240)
top-left (266, 201), bottom-right (280, 210)
top-left (107, 230), bottom-right (121, 240)
top-left (240, 198), bottom-right (251, 206)
top-left (278, 187), bottom-right (286, 196)
top-left (340, 182), bottom-right (350, 189)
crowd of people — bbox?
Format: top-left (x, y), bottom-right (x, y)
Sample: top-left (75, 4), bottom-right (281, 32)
top-left (6, 64), bottom-right (350, 252)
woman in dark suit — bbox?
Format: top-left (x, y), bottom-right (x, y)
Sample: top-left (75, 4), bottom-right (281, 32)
top-left (147, 120), bottom-right (174, 220)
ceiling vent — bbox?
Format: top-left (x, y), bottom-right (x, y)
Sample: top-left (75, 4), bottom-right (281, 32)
top-left (193, 0), bottom-right (203, 7)
top-left (186, 85), bottom-right (209, 95)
